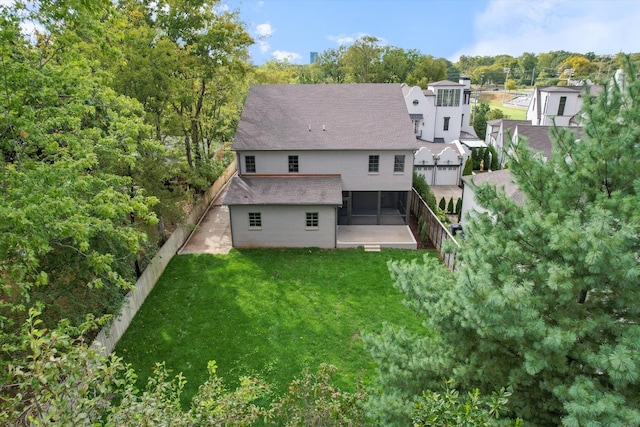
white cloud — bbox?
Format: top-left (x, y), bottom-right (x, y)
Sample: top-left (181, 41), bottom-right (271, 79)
top-left (452, 0), bottom-right (640, 60)
top-left (272, 50), bottom-right (302, 62)
top-left (256, 22), bottom-right (273, 38)
top-left (258, 40), bottom-right (270, 53)
top-left (327, 32), bottom-right (387, 46)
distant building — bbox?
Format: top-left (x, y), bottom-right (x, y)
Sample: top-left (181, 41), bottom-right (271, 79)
top-left (402, 77), bottom-right (480, 186)
top-left (310, 51), bottom-right (318, 64)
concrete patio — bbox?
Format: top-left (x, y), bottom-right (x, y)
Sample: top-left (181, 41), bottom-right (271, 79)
top-left (336, 225), bottom-right (417, 250)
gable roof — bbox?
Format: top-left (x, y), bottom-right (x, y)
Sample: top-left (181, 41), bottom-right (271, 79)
top-left (515, 125), bottom-right (583, 159)
top-left (223, 175), bottom-right (343, 206)
top-left (232, 84), bottom-right (418, 151)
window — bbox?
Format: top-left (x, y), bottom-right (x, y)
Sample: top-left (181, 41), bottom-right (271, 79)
top-left (368, 155), bottom-right (379, 173)
top-left (245, 155), bottom-right (256, 173)
top-left (248, 212), bottom-right (261, 228)
top-left (557, 96), bottom-right (567, 116)
top-left (288, 155), bottom-right (299, 173)
top-left (394, 155), bottom-right (405, 173)
top-left (443, 117), bottom-right (450, 131)
top-left (413, 120), bottom-right (420, 135)
top-left (306, 212), bottom-right (319, 228)
top-left (436, 89), bottom-right (461, 106)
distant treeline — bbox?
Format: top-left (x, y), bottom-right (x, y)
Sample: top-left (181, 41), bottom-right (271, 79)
top-left (251, 36), bottom-right (640, 88)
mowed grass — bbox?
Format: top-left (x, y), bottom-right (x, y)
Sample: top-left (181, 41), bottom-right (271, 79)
top-left (480, 91), bottom-right (527, 120)
top-left (115, 248), bottom-right (434, 404)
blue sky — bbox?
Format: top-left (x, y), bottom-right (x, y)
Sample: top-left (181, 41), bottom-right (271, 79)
top-left (222, 0), bottom-right (640, 65)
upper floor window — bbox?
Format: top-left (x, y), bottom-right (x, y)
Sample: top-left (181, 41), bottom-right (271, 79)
top-left (248, 212), bottom-right (261, 229)
top-left (288, 155), bottom-right (299, 173)
top-left (306, 212), bottom-right (319, 228)
top-left (413, 120), bottom-right (420, 135)
top-left (558, 96), bottom-right (567, 116)
top-left (443, 117), bottom-right (450, 131)
top-left (436, 89), bottom-right (461, 107)
top-left (394, 155), bottom-right (405, 173)
top-left (245, 155), bottom-right (256, 173)
top-left (368, 155), bottom-right (379, 173)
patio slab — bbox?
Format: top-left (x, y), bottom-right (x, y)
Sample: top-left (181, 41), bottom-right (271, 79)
top-left (336, 225), bottom-right (417, 250)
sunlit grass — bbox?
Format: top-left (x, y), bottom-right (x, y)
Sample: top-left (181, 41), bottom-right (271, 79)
top-left (115, 248), bottom-right (434, 404)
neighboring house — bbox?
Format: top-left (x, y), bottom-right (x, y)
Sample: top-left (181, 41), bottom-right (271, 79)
top-left (403, 77), bottom-right (476, 143)
top-left (459, 169), bottom-right (523, 225)
top-left (488, 82), bottom-right (599, 164)
top-left (224, 84), bottom-right (418, 249)
top-left (403, 77), bottom-right (478, 185)
top-left (526, 84), bottom-right (603, 126)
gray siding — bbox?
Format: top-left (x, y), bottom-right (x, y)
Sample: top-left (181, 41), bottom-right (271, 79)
top-left (230, 205), bottom-right (336, 248)
top-left (238, 150), bottom-right (413, 191)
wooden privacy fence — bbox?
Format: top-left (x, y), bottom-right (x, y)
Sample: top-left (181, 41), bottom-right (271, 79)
top-left (410, 188), bottom-right (460, 271)
top-left (92, 159), bottom-right (237, 355)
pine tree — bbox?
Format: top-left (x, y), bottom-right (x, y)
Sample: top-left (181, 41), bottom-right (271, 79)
top-left (364, 60), bottom-right (640, 426)
top-left (447, 197), bottom-right (454, 214)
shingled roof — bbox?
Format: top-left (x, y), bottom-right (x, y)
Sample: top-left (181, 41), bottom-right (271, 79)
top-left (224, 175), bottom-right (343, 206)
top-left (463, 169), bottom-right (524, 205)
top-left (232, 84), bottom-right (418, 151)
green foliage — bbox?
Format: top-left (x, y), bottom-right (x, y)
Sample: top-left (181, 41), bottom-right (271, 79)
top-left (438, 197), bottom-right (446, 211)
top-left (447, 197), bottom-right (454, 214)
top-left (462, 158), bottom-right (473, 176)
top-left (483, 147), bottom-right (492, 170)
top-left (413, 380), bottom-right (520, 427)
top-left (488, 145), bottom-right (500, 170)
top-left (366, 60), bottom-right (640, 425)
top-left (473, 101), bottom-right (491, 139)
top-left (0, 2), bottom-right (161, 336)
top-left (1, 308), bottom-right (367, 426)
top-left (268, 364), bottom-right (367, 426)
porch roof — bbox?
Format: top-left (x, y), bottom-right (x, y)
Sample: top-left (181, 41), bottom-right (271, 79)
top-left (223, 175), bottom-right (343, 206)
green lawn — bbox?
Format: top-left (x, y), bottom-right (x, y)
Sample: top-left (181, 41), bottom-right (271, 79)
top-left (115, 248), bottom-right (433, 404)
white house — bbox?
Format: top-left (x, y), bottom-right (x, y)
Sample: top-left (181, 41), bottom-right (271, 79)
top-left (526, 84), bottom-right (603, 126)
top-left (403, 78), bottom-right (476, 143)
top-left (224, 84), bottom-right (418, 249)
top-left (402, 77), bottom-right (478, 185)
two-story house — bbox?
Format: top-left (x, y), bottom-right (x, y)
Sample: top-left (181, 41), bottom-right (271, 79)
top-left (487, 83), bottom-right (600, 165)
top-left (224, 84), bottom-right (418, 249)
top-left (402, 78), bottom-right (478, 186)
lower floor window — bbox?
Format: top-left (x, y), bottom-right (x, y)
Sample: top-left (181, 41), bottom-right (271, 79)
top-left (249, 212), bottom-right (261, 228)
top-left (306, 212), bottom-right (319, 228)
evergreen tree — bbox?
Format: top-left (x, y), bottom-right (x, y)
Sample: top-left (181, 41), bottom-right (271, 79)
top-left (462, 158), bottom-right (473, 176)
top-left (488, 145), bottom-right (500, 170)
top-left (364, 60), bottom-right (640, 425)
top-left (438, 197), bottom-right (446, 211)
top-left (447, 197), bottom-right (454, 214)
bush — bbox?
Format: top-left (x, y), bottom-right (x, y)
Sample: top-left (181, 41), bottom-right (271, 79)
top-left (447, 197), bottom-right (454, 214)
top-left (439, 197), bottom-right (446, 211)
